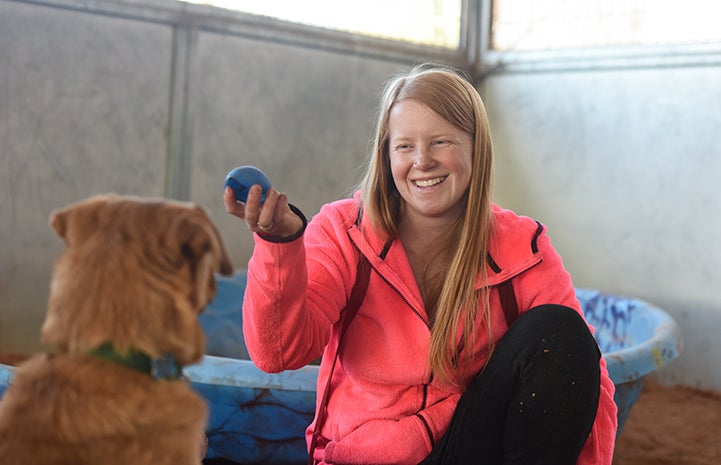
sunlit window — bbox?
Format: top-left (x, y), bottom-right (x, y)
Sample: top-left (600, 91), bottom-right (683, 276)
top-left (491, 0), bottom-right (721, 51)
top-left (181, 0), bottom-right (463, 49)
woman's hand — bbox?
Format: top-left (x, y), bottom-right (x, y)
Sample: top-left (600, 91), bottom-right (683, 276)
top-left (223, 184), bottom-right (303, 239)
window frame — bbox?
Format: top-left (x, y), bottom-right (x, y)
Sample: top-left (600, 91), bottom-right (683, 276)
top-left (30, 0), bottom-right (476, 70)
top-left (17, 0), bottom-right (721, 81)
top-left (475, 0), bottom-right (721, 78)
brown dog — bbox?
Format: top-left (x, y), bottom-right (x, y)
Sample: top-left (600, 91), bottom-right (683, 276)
top-left (0, 194), bottom-right (233, 465)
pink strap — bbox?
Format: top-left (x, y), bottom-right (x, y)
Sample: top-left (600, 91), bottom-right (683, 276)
top-left (308, 252), bottom-right (371, 465)
top-left (498, 279), bottom-right (519, 327)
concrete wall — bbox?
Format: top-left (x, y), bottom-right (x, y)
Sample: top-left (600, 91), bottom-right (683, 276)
top-left (1, 1), bottom-right (171, 354)
top-left (0, 0), bottom-right (409, 354)
top-left (483, 65), bottom-right (721, 389)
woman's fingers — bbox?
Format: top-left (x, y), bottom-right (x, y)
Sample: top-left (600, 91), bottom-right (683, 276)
top-left (254, 187), bottom-right (278, 232)
top-left (223, 186), bottom-right (246, 218)
top-left (225, 185), bottom-right (302, 238)
top-left (242, 184), bottom-right (265, 230)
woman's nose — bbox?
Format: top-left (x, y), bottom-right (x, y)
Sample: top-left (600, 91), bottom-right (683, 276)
top-left (413, 147), bottom-right (435, 168)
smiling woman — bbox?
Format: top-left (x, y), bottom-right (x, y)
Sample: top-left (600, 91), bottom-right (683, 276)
top-left (388, 99), bottom-right (473, 231)
top-left (179, 0), bottom-right (463, 48)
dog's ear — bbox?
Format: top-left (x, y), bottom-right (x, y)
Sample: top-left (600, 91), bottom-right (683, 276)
top-left (175, 206), bottom-right (233, 310)
top-left (191, 205), bottom-right (233, 276)
top-left (50, 208), bottom-right (68, 241)
top-left (49, 194), bottom-right (117, 245)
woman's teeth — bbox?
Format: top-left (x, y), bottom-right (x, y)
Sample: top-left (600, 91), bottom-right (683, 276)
top-left (414, 176), bottom-right (445, 187)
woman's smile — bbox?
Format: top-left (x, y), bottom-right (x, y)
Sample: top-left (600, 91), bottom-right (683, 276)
top-left (412, 176), bottom-right (447, 188)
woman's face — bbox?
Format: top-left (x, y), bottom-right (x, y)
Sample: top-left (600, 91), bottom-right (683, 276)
top-left (388, 99), bottom-right (473, 226)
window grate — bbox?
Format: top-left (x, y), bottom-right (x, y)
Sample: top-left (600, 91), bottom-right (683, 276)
top-left (491, 0), bottom-right (721, 51)
top-left (181, 0), bottom-right (463, 49)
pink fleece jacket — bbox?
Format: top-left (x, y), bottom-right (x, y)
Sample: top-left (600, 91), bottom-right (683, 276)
top-left (243, 197), bottom-right (617, 465)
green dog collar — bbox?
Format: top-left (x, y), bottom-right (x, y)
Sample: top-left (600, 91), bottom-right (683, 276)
top-left (89, 343), bottom-right (183, 380)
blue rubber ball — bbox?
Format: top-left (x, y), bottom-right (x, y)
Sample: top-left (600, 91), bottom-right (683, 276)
top-left (224, 165), bottom-right (272, 203)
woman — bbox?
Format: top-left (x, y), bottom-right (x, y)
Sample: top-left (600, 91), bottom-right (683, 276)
top-left (223, 63), bottom-right (617, 465)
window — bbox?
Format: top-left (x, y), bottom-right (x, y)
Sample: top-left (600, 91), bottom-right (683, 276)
top-left (491, 0), bottom-right (721, 51)
top-left (181, 0), bottom-right (463, 49)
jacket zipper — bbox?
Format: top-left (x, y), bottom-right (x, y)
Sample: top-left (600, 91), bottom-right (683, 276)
top-left (372, 265), bottom-right (431, 330)
top-left (365, 254), bottom-right (436, 447)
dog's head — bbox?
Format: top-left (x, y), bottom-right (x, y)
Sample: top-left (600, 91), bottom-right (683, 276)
top-left (42, 194), bottom-right (233, 365)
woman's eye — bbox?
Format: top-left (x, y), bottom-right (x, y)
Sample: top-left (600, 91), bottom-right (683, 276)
top-left (434, 140), bottom-right (449, 146)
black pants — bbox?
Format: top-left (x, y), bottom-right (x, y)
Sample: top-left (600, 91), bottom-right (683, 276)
top-left (419, 304), bottom-right (601, 465)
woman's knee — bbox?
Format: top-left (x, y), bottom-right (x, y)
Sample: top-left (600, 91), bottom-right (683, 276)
top-left (519, 303), bottom-right (588, 330)
top-left (501, 304), bottom-right (601, 367)
top-left (520, 304), bottom-right (596, 341)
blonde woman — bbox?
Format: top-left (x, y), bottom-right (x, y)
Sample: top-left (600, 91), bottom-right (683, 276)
top-left (224, 63), bottom-right (617, 465)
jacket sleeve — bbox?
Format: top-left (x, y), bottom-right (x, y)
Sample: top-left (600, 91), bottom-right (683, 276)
top-left (242, 201), bottom-right (360, 372)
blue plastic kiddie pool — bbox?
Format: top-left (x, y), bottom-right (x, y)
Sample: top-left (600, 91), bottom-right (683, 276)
top-left (0, 273), bottom-right (683, 464)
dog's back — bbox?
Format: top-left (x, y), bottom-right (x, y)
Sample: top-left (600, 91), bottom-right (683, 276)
top-left (0, 195), bottom-right (233, 465)
top-left (0, 354), bottom-right (207, 465)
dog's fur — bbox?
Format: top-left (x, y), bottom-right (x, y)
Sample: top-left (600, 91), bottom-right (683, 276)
top-left (0, 194), bottom-right (233, 465)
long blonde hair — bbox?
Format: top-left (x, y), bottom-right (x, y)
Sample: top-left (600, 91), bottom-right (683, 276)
top-left (359, 63), bottom-right (495, 385)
